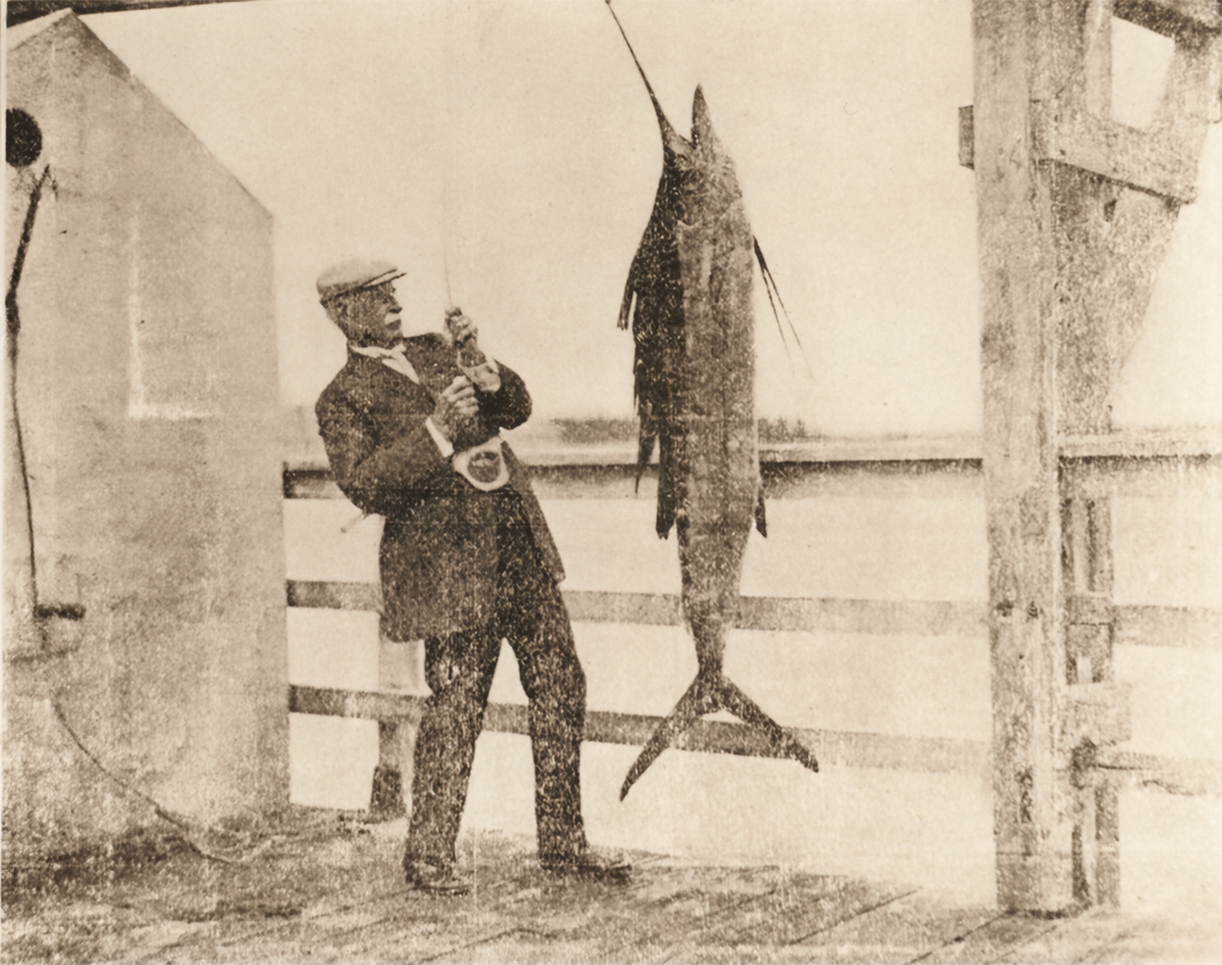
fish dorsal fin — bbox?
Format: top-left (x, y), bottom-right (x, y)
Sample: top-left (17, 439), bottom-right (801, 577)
top-left (691, 86), bottom-right (722, 156)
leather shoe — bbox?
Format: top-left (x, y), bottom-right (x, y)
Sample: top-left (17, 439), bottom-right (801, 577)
top-left (404, 860), bottom-right (471, 896)
top-left (540, 848), bottom-right (631, 881)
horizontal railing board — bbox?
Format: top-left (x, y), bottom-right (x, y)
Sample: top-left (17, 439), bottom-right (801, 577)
top-left (1096, 750), bottom-right (1222, 798)
top-left (1059, 429), bottom-right (1222, 460)
top-left (736, 595), bottom-right (986, 638)
top-left (285, 452), bottom-right (1218, 502)
top-left (286, 580), bottom-right (1219, 649)
top-left (566, 590), bottom-right (991, 638)
top-left (1113, 605), bottom-right (1222, 650)
top-left (283, 426), bottom-right (1220, 482)
top-left (287, 580), bottom-right (381, 611)
top-left (288, 684), bottom-right (989, 776)
top-left (289, 684), bottom-right (1220, 794)
top-left (286, 581), bottom-right (988, 638)
top-left (1062, 454), bottom-right (1222, 499)
top-left (282, 460), bottom-right (986, 502)
top-left (283, 468), bottom-right (345, 501)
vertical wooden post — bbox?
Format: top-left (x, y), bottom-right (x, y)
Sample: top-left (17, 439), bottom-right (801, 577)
top-left (973, 0), bottom-right (1219, 911)
top-left (369, 638), bottom-right (427, 818)
top-left (975, 0), bottom-right (1074, 910)
top-left (1063, 470), bottom-right (1123, 906)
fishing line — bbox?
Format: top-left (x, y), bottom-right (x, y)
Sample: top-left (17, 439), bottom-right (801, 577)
top-left (49, 699), bottom-right (270, 865)
top-left (604, 0), bottom-right (668, 125)
top-left (442, 4), bottom-right (459, 317)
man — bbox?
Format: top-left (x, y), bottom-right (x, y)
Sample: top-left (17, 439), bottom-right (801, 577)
top-left (314, 259), bottom-right (629, 895)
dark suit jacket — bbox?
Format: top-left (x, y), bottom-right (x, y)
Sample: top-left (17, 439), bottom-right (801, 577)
top-left (316, 333), bottom-right (564, 640)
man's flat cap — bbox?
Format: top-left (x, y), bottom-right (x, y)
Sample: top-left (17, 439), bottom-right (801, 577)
top-left (316, 259), bottom-right (405, 303)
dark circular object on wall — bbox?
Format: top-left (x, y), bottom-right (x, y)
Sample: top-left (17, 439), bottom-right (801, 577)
top-left (7, 109), bottom-right (43, 168)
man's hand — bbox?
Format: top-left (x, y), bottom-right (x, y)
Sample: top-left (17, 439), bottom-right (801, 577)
top-left (445, 309), bottom-right (478, 347)
top-left (446, 309), bottom-right (501, 393)
top-left (464, 361), bottom-right (501, 394)
top-left (433, 375), bottom-right (478, 441)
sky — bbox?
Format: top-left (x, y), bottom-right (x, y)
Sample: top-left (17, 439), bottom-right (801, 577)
top-left (78, 0), bottom-right (1221, 435)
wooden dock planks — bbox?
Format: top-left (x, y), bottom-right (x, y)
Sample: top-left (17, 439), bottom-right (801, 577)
top-left (5, 818), bottom-right (1219, 964)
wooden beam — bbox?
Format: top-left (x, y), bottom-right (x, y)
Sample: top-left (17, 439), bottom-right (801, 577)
top-left (1062, 452), bottom-right (1221, 498)
top-left (6, 0), bottom-right (253, 27)
top-left (282, 429), bottom-right (1218, 502)
top-left (1095, 749), bottom-right (1222, 796)
top-left (285, 581), bottom-right (990, 639)
top-left (287, 685), bottom-right (989, 777)
top-left (1049, 166), bottom-right (1184, 434)
top-left (283, 454), bottom-right (986, 502)
top-left (1113, 604), bottom-right (1222, 650)
top-left (286, 580), bottom-right (1219, 650)
top-left (974, 0), bottom-right (1219, 912)
top-left (959, 105), bottom-right (976, 169)
top-left (974, 0), bottom-right (1081, 911)
top-left (1029, 0), bottom-right (1220, 206)
top-left (1062, 478), bottom-right (1124, 906)
top-left (1063, 682), bottom-right (1132, 748)
top-left (286, 579), bottom-right (380, 611)
top-left (1114, 0), bottom-right (1222, 35)
top-left (287, 683), bottom-right (1222, 796)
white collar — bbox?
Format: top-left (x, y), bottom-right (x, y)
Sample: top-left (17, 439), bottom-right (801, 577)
top-left (350, 342), bottom-right (420, 385)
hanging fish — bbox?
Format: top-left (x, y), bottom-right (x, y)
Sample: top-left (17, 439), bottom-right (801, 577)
top-left (605, 2), bottom-right (818, 799)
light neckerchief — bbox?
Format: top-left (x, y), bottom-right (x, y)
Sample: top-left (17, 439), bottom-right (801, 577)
top-left (350, 341), bottom-right (420, 384)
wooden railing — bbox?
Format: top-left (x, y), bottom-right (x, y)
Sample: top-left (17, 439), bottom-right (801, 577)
top-left (284, 429), bottom-right (1222, 798)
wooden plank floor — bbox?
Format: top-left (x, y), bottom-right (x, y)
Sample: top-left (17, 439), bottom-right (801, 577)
top-left (2, 809), bottom-right (1218, 964)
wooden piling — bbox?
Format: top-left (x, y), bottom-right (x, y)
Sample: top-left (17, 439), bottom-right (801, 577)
top-left (971, 0), bottom-right (1219, 912)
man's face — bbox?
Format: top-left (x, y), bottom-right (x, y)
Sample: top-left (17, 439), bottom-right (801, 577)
top-left (336, 283), bottom-right (403, 347)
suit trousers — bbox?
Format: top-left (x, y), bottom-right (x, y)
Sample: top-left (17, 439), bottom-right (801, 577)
top-left (405, 490), bottom-right (588, 868)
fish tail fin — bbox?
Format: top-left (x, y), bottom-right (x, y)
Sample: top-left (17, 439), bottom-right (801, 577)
top-left (714, 675), bottom-right (820, 774)
top-left (619, 672), bottom-right (819, 801)
top-left (620, 675), bottom-right (717, 800)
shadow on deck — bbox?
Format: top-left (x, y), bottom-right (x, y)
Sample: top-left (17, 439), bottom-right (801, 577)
top-left (3, 808), bottom-right (1218, 964)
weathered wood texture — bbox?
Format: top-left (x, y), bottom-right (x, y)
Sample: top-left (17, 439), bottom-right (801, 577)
top-left (289, 684), bottom-right (990, 777)
top-left (287, 581), bottom-right (989, 638)
top-left (6, 0), bottom-right (253, 28)
top-left (288, 675), bottom-right (1222, 800)
top-left (287, 579), bottom-right (1218, 650)
top-left (285, 434), bottom-right (1219, 499)
top-left (972, 0), bottom-right (1220, 913)
top-left (5, 817), bottom-right (1219, 964)
top-left (285, 437), bottom-right (1219, 908)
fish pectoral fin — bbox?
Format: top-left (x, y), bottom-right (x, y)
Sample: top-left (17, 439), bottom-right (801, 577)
top-left (619, 676), bottom-right (718, 801)
top-left (617, 284), bottom-right (636, 331)
top-left (711, 676), bottom-right (820, 775)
